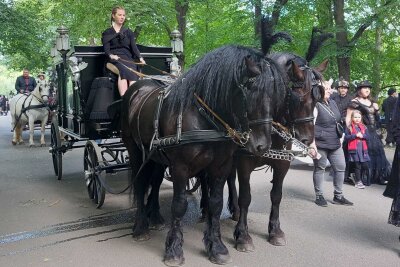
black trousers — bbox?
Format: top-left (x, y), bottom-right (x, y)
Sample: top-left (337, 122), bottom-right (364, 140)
top-left (354, 161), bottom-right (369, 184)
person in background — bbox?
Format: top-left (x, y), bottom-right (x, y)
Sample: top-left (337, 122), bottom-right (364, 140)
top-left (101, 6), bottom-right (145, 96)
top-left (309, 79), bottom-right (353, 207)
top-left (346, 80), bottom-right (391, 185)
top-left (331, 78), bottom-right (353, 123)
top-left (344, 110), bottom-right (370, 189)
top-left (330, 78), bottom-right (354, 185)
top-left (383, 97), bottom-right (400, 232)
top-left (15, 68), bottom-right (37, 94)
top-left (382, 88), bottom-right (398, 147)
top-left (37, 72), bottom-right (46, 83)
top-left (0, 95), bottom-right (5, 115)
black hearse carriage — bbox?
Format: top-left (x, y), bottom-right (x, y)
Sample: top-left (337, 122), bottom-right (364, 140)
top-left (49, 44), bottom-right (174, 208)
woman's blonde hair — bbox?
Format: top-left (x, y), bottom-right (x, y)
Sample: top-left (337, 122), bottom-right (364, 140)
top-left (110, 6), bottom-right (125, 25)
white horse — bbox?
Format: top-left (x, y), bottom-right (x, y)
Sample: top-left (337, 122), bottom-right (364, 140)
top-left (10, 81), bottom-right (51, 147)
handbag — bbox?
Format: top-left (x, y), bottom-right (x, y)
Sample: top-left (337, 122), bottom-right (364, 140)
top-left (317, 102), bottom-right (344, 138)
top-left (336, 122), bottom-right (344, 137)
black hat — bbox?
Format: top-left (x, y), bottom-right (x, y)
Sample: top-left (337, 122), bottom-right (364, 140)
top-left (388, 88), bottom-right (396, 96)
top-left (337, 79), bottom-right (349, 88)
top-left (356, 80), bottom-right (372, 90)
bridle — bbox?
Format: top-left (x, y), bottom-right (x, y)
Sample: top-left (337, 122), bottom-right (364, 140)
top-left (285, 67), bottom-right (321, 134)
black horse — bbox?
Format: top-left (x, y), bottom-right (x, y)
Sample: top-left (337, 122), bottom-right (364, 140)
top-left (121, 45), bottom-right (287, 266)
top-left (220, 29), bottom-right (332, 252)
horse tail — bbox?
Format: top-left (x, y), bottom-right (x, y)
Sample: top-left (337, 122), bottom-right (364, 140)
top-left (305, 27), bottom-right (334, 62)
top-left (260, 16), bottom-right (292, 55)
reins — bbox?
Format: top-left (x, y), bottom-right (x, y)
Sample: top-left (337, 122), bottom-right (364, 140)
top-left (194, 93), bottom-right (250, 146)
top-left (118, 58), bottom-right (178, 78)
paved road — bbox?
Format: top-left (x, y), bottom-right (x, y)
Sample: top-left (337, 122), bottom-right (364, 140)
top-left (0, 114), bottom-right (398, 267)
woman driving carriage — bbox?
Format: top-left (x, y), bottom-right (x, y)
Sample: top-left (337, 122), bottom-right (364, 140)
top-left (101, 6), bottom-right (145, 96)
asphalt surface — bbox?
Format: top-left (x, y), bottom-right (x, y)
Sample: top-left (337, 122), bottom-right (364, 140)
top-left (0, 114), bottom-right (399, 267)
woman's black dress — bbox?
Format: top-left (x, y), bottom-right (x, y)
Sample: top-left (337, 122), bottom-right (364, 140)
top-left (383, 98), bottom-right (400, 226)
top-left (348, 100), bottom-right (391, 185)
top-left (102, 27), bottom-right (142, 81)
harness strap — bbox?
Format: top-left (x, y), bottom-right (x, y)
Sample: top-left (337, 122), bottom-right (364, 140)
top-left (194, 93), bottom-right (250, 146)
top-left (151, 130), bottom-right (230, 148)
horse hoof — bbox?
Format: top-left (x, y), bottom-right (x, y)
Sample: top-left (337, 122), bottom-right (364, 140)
top-left (29, 144), bottom-right (35, 148)
top-left (235, 241), bottom-right (255, 252)
top-left (132, 232), bottom-right (150, 242)
top-left (268, 235), bottom-right (286, 246)
top-left (163, 255), bottom-right (185, 267)
top-left (40, 143), bottom-right (46, 147)
top-left (12, 141), bottom-right (16, 146)
top-left (149, 223), bottom-right (165, 231)
top-left (209, 253), bottom-right (232, 265)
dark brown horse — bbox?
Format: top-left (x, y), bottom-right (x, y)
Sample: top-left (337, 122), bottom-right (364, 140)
top-left (228, 55), bottom-right (328, 252)
top-left (121, 45), bottom-right (288, 266)
top-left (206, 26), bottom-right (333, 252)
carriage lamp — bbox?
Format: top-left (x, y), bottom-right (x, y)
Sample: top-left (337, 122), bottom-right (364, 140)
top-left (56, 25), bottom-right (70, 54)
top-left (50, 42), bottom-right (58, 58)
top-left (170, 30), bottom-right (183, 55)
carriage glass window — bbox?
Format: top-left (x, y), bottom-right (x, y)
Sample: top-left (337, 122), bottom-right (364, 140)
top-left (66, 74), bottom-right (74, 114)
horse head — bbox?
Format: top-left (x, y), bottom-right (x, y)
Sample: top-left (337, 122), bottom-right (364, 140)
top-left (34, 80), bottom-right (51, 104)
top-left (166, 45), bottom-right (279, 156)
top-left (273, 53), bottom-right (327, 146)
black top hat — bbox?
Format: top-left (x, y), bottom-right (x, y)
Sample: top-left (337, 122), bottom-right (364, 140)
top-left (388, 88), bottom-right (396, 96)
top-left (356, 80), bottom-right (372, 90)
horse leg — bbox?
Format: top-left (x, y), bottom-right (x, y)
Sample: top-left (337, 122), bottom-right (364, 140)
top-left (28, 117), bottom-right (35, 147)
top-left (146, 164), bottom-right (166, 231)
top-left (267, 161), bottom-right (289, 246)
top-left (227, 164), bottom-right (239, 221)
top-left (16, 124), bottom-right (24, 144)
top-left (203, 174), bottom-right (232, 264)
top-left (199, 172), bottom-right (209, 222)
top-left (234, 158), bottom-right (255, 252)
top-left (12, 123), bottom-right (18, 145)
top-left (127, 141), bottom-right (150, 241)
top-left (164, 177), bottom-right (187, 266)
top-left (40, 115), bottom-right (48, 146)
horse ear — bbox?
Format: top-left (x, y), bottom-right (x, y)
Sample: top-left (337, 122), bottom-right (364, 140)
top-left (291, 61), bottom-right (304, 81)
top-left (313, 84), bottom-right (325, 101)
top-left (314, 59), bottom-right (329, 73)
top-left (245, 57), bottom-right (261, 77)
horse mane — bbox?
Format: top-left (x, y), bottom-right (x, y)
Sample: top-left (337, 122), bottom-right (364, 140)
top-left (167, 45), bottom-right (286, 115)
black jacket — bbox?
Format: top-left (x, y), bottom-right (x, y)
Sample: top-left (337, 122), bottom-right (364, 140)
top-left (101, 27), bottom-right (141, 60)
top-left (15, 76), bottom-right (37, 93)
top-left (315, 100), bottom-right (342, 150)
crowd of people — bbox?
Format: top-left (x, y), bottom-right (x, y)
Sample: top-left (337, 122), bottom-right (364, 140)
top-left (309, 78), bottom-right (398, 208)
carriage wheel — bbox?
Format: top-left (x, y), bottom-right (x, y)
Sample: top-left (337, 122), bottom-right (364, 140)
top-left (186, 177), bottom-right (201, 194)
top-left (83, 141), bottom-right (106, 208)
top-left (50, 121), bottom-right (63, 180)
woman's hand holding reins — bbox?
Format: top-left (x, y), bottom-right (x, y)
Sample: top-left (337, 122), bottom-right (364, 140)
top-left (110, 54), bottom-right (119, 61)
